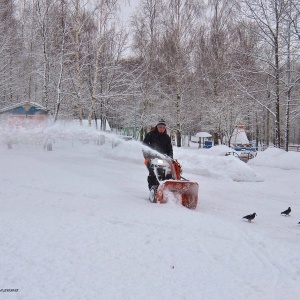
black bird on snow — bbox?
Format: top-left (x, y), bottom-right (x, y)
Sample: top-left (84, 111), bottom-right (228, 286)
top-left (281, 207), bottom-right (291, 216)
top-left (242, 212), bottom-right (257, 222)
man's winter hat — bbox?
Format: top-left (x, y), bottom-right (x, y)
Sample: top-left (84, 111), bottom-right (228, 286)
top-left (157, 119), bottom-right (166, 127)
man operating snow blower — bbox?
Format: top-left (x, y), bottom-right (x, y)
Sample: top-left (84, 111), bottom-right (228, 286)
top-left (142, 119), bottom-right (173, 190)
top-left (142, 119), bottom-right (199, 209)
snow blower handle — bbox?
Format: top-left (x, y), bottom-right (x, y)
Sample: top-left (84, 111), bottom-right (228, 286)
top-left (161, 154), bottom-right (174, 162)
top-left (160, 155), bottom-right (182, 180)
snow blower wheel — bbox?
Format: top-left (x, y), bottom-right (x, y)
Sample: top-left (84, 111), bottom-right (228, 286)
top-left (149, 186), bottom-right (158, 203)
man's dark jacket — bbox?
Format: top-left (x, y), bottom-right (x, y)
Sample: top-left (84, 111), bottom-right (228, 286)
top-left (143, 128), bottom-right (173, 159)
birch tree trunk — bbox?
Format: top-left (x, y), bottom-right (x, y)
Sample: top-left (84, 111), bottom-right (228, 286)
top-left (74, 0), bottom-right (83, 125)
top-left (274, 0), bottom-right (281, 148)
top-left (54, 0), bottom-right (67, 122)
top-left (36, 0), bottom-right (52, 110)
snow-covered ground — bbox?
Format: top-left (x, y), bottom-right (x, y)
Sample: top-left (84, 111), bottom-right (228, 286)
top-left (1, 122), bottom-right (300, 300)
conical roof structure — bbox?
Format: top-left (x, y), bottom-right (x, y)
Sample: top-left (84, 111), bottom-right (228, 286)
top-left (231, 124), bottom-right (249, 146)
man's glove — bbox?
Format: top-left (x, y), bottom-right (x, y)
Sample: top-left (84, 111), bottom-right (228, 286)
top-left (144, 157), bottom-right (150, 166)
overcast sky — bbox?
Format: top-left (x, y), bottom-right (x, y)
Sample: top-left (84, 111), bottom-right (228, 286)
top-left (120, 0), bottom-right (139, 25)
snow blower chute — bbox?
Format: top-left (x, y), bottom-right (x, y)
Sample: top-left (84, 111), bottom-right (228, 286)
top-left (149, 156), bottom-right (198, 209)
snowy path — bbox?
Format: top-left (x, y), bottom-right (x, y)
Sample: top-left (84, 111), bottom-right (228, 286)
top-left (0, 145), bottom-right (300, 300)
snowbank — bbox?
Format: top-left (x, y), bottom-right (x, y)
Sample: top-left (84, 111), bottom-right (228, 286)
top-left (2, 120), bottom-right (297, 182)
top-left (248, 147), bottom-right (300, 170)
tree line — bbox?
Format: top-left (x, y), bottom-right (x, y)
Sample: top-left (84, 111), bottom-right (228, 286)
top-left (0, 0), bottom-right (300, 150)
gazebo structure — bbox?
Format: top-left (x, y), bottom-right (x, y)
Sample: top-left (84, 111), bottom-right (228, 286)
top-left (195, 132), bottom-right (213, 148)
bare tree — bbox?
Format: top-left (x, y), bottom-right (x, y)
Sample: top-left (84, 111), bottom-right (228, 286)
top-left (53, 0), bottom-right (68, 122)
top-left (238, 0), bottom-right (292, 148)
top-left (87, 0), bottom-right (117, 128)
top-left (130, 0), bottom-right (164, 139)
top-left (282, 0), bottom-right (300, 150)
top-left (159, 0), bottom-right (203, 146)
top-left (0, 0), bottom-right (23, 105)
top-left (193, 0), bottom-right (245, 145)
top-left (34, 0), bottom-right (54, 110)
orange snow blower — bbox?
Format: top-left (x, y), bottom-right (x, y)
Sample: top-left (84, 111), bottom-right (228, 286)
top-left (149, 156), bottom-right (198, 209)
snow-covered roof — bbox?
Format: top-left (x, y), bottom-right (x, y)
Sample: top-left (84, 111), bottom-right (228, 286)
top-left (195, 132), bottom-right (212, 138)
top-left (0, 101), bottom-right (48, 114)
